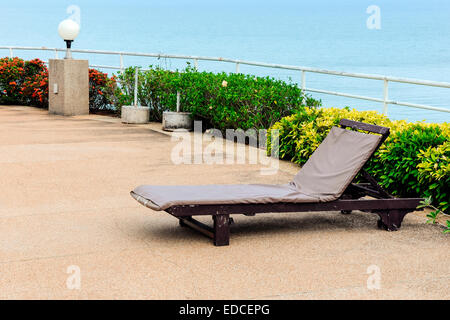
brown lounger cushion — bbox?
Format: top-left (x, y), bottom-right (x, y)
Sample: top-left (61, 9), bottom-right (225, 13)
top-left (292, 126), bottom-right (382, 201)
top-left (131, 127), bottom-right (382, 211)
top-left (131, 184), bottom-right (318, 211)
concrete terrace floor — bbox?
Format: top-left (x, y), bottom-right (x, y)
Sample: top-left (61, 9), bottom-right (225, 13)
top-left (0, 105), bottom-right (448, 300)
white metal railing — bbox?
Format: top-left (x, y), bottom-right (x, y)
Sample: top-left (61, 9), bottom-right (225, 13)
top-left (1, 45), bottom-right (450, 114)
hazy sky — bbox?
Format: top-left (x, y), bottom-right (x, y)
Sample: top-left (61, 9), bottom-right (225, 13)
top-left (2, 0), bottom-right (448, 48)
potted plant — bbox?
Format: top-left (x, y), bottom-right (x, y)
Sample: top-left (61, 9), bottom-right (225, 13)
top-left (162, 90), bottom-right (193, 131)
top-left (121, 67), bottom-right (150, 124)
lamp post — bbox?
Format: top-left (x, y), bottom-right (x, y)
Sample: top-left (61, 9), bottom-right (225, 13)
top-left (49, 19), bottom-right (88, 116)
top-left (58, 19), bottom-right (80, 59)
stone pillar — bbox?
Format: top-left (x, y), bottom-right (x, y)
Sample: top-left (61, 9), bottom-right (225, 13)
top-left (48, 59), bottom-right (89, 116)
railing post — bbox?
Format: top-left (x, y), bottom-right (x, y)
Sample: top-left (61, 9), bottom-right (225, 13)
top-left (194, 59), bottom-right (198, 70)
top-left (301, 70), bottom-right (306, 91)
top-left (383, 79), bottom-right (389, 115)
top-left (120, 54), bottom-right (124, 71)
top-left (9, 48), bottom-right (13, 58)
top-left (54, 49), bottom-right (59, 59)
top-left (134, 67), bottom-right (139, 107)
top-left (301, 70), bottom-right (306, 104)
top-left (235, 62), bottom-right (240, 73)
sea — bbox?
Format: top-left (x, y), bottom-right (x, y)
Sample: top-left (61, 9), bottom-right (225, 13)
top-left (1, 0), bottom-right (450, 123)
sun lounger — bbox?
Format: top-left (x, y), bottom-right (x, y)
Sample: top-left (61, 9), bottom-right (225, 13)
top-left (131, 119), bottom-right (423, 246)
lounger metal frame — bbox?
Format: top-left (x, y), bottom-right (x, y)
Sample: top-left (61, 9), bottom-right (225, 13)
top-left (164, 119), bottom-right (423, 246)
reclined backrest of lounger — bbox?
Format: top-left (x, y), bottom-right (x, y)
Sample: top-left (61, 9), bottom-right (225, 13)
top-left (291, 125), bottom-right (383, 202)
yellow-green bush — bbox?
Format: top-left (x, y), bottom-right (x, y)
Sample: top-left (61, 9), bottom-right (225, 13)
top-left (268, 107), bottom-right (449, 211)
top-left (267, 107), bottom-right (392, 163)
top-left (417, 141), bottom-right (449, 209)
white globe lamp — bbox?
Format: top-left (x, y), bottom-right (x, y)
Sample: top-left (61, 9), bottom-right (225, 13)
top-left (58, 19), bottom-right (80, 59)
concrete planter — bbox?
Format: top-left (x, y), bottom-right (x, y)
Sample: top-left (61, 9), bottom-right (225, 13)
top-left (162, 111), bottom-right (193, 131)
top-left (121, 106), bottom-right (150, 124)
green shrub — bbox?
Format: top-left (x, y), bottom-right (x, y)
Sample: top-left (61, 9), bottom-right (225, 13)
top-left (116, 65), bottom-right (321, 130)
top-left (268, 107), bottom-right (449, 211)
top-left (367, 122), bottom-right (448, 211)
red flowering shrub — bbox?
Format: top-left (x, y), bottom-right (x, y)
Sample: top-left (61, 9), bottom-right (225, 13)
top-left (22, 59), bottom-right (49, 107)
top-left (89, 68), bottom-right (117, 112)
top-left (0, 57), bottom-right (115, 111)
top-left (0, 57), bottom-right (49, 107)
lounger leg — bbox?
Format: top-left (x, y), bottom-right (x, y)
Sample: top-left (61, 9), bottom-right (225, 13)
top-left (213, 214), bottom-right (230, 246)
top-left (178, 217), bottom-right (214, 240)
top-left (179, 216), bottom-right (192, 227)
top-left (376, 210), bottom-right (409, 231)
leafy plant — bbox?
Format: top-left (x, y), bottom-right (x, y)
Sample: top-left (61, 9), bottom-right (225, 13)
top-left (418, 197), bottom-right (441, 224)
top-left (444, 221), bottom-right (450, 234)
top-left (426, 210), bottom-right (441, 224)
top-left (417, 196), bottom-right (450, 233)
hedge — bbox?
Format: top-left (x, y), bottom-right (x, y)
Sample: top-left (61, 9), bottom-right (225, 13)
top-left (267, 107), bottom-right (449, 211)
top-left (115, 65), bottom-right (321, 131)
top-left (0, 57), bottom-right (115, 112)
